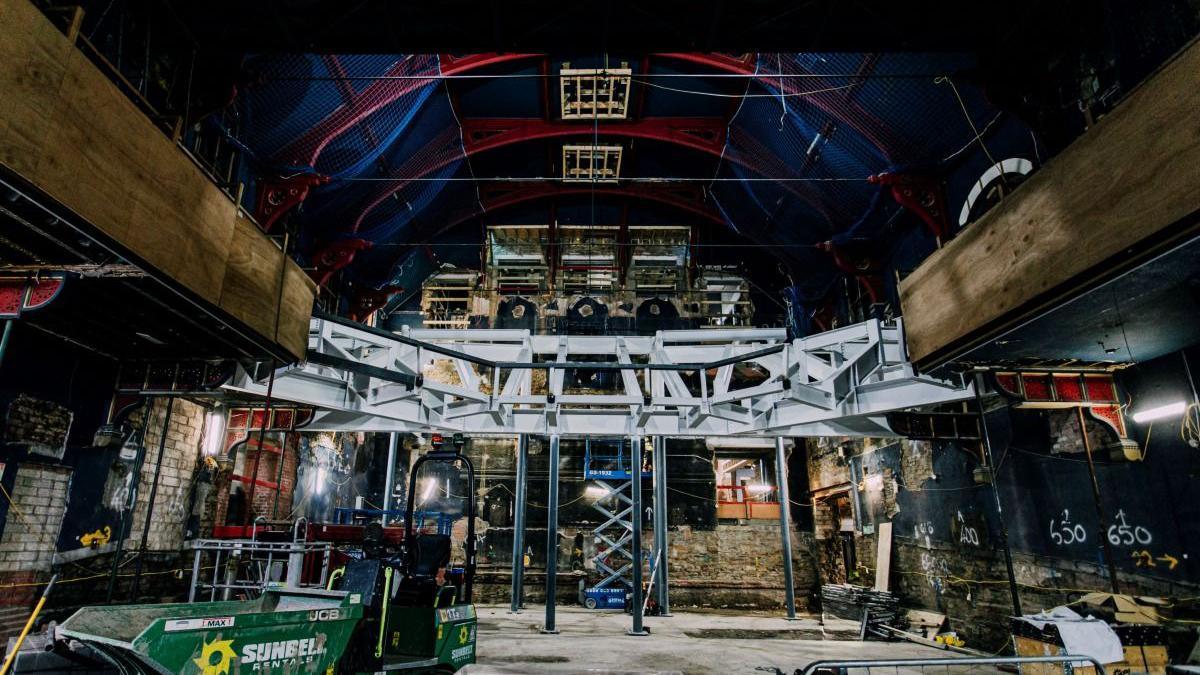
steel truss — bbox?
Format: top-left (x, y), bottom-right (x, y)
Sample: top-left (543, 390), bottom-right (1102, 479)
top-left (225, 314), bottom-right (973, 437)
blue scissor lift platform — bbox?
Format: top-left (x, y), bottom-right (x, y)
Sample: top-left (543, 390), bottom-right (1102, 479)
top-left (582, 438), bottom-right (651, 610)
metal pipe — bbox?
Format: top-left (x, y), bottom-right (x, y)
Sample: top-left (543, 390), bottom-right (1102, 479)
top-left (382, 433), bottom-right (400, 525)
top-left (653, 436), bottom-right (671, 615)
top-left (775, 437), bottom-right (797, 619)
top-left (799, 655), bottom-right (1107, 675)
top-left (510, 434), bottom-right (529, 612)
top-left (628, 435), bottom-right (648, 636)
top-left (130, 396), bottom-right (175, 599)
top-left (271, 431), bottom-right (289, 519)
top-left (0, 320), bottom-right (12, 369)
top-left (1077, 405), bottom-right (1121, 594)
top-left (244, 362), bottom-right (277, 526)
top-left (106, 403), bottom-right (148, 603)
top-left (541, 434), bottom-right (560, 633)
top-left (973, 373), bottom-right (1023, 616)
top-left (188, 548), bottom-right (201, 602)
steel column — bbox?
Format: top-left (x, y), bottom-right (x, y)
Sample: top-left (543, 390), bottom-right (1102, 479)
top-left (628, 435), bottom-right (648, 636)
top-left (106, 417), bottom-right (148, 603)
top-left (974, 373), bottom-right (1023, 616)
top-left (653, 436), bottom-right (671, 615)
top-left (1077, 405), bottom-right (1121, 594)
top-left (510, 434), bottom-right (529, 612)
top-left (775, 437), bottom-right (797, 619)
top-left (0, 320), bottom-right (12, 369)
top-left (130, 396), bottom-right (176, 599)
top-left (541, 434), bottom-right (560, 633)
top-left (382, 432), bottom-right (400, 525)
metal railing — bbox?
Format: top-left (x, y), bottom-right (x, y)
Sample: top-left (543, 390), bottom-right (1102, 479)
top-left (797, 655), bottom-right (1107, 675)
top-left (187, 522), bottom-right (333, 602)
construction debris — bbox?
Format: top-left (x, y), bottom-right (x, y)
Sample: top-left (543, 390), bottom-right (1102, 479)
top-left (820, 584), bottom-right (902, 639)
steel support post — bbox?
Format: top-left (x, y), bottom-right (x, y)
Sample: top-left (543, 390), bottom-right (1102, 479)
top-left (974, 373), bottom-right (1024, 616)
top-left (130, 396), bottom-right (176, 599)
top-left (653, 436), bottom-right (671, 615)
top-left (511, 434), bottom-right (529, 612)
top-left (1077, 405), bottom-right (1121, 595)
top-left (541, 434), bottom-right (560, 633)
top-left (271, 431), bottom-right (290, 519)
top-left (382, 433), bottom-right (400, 526)
top-left (107, 416), bottom-right (148, 603)
top-left (628, 435), bottom-right (648, 636)
top-left (775, 437), bottom-right (797, 620)
top-left (0, 320), bottom-right (12, 369)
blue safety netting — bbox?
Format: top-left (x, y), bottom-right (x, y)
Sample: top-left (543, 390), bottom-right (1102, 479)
top-left (223, 50), bottom-right (1041, 331)
top-left (236, 53), bottom-right (442, 178)
top-left (703, 53), bottom-right (1040, 332)
top-left (230, 52), bottom-right (471, 284)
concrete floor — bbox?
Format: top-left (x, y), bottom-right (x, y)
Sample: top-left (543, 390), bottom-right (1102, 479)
top-left (464, 604), bottom-right (953, 675)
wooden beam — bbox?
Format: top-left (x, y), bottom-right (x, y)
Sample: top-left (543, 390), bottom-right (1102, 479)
top-left (900, 41), bottom-right (1200, 368)
top-left (0, 0), bottom-right (315, 360)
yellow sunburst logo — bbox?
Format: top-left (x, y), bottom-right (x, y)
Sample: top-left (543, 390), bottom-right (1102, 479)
top-left (458, 625), bottom-right (470, 645)
top-left (193, 638), bottom-right (238, 675)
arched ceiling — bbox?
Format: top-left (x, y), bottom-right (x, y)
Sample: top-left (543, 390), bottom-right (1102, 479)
top-left (226, 51), bottom-right (1040, 310)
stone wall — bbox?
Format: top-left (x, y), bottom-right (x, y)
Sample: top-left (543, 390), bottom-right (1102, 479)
top-left (473, 522), bottom-right (819, 611)
top-left (0, 463), bottom-right (71, 576)
top-left (0, 463), bottom-right (73, 611)
top-left (3, 394), bottom-right (73, 459)
top-left (126, 398), bottom-right (206, 551)
top-left (890, 536), bottom-right (1200, 650)
top-left (666, 523), bottom-right (818, 610)
top-left (803, 402), bottom-right (1200, 653)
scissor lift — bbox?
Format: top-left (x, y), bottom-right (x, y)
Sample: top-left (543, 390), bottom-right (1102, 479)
top-left (582, 438), bottom-right (651, 610)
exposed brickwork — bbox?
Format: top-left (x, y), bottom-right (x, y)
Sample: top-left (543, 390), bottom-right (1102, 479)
top-left (212, 430), bottom-right (300, 527)
top-left (804, 429), bottom-right (1200, 652)
top-left (125, 399), bottom-right (206, 551)
top-left (665, 523), bottom-right (818, 609)
top-left (0, 463), bottom-right (72, 608)
top-left (3, 394), bottom-right (73, 458)
top-left (1046, 408), bottom-right (1113, 456)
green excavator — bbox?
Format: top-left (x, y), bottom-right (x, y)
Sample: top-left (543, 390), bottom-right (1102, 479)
top-left (10, 434), bottom-right (478, 674)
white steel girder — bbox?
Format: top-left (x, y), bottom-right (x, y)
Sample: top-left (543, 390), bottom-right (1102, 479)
top-left (223, 315), bottom-right (973, 437)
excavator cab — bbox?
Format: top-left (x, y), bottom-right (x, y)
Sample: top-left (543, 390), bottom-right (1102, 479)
top-left (335, 432), bottom-right (477, 673)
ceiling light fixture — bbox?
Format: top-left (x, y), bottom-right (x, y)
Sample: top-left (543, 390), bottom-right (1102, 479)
top-left (1131, 401), bottom-right (1187, 424)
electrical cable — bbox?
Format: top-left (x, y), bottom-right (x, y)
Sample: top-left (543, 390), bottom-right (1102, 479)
top-left (633, 79), bottom-right (858, 99)
top-left (265, 72), bottom-right (953, 82)
top-left (934, 75), bottom-right (1002, 178)
top-left (0, 564), bottom-right (216, 590)
top-left (324, 176), bottom-right (866, 183)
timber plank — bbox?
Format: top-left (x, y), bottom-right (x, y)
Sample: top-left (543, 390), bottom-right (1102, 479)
top-left (219, 217), bottom-right (287, 342)
top-left (277, 263), bottom-right (317, 358)
top-left (900, 41), bottom-right (1200, 366)
top-left (0, 0), bottom-right (314, 360)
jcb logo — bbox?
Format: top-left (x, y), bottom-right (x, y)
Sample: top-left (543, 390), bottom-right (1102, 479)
top-left (308, 609), bottom-right (342, 621)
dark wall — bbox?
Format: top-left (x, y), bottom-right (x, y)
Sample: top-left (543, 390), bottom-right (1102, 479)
top-left (0, 321), bottom-right (118, 449)
top-left (850, 347), bottom-right (1200, 585)
top-left (0, 321), bottom-right (121, 543)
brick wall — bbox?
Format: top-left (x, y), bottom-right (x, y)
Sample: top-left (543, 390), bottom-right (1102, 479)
top-left (125, 398), bottom-right (205, 551)
top-left (3, 394), bottom-right (73, 459)
top-left (0, 464), bottom-right (71, 574)
top-left (212, 430), bottom-right (301, 528)
top-left (666, 522), bottom-right (818, 610)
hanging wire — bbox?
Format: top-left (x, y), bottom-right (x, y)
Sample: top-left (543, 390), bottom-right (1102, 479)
top-left (633, 78), bottom-right (858, 99)
top-left (264, 71), bottom-right (948, 82)
top-left (323, 176), bottom-right (867, 182)
top-left (935, 75), bottom-right (1004, 182)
